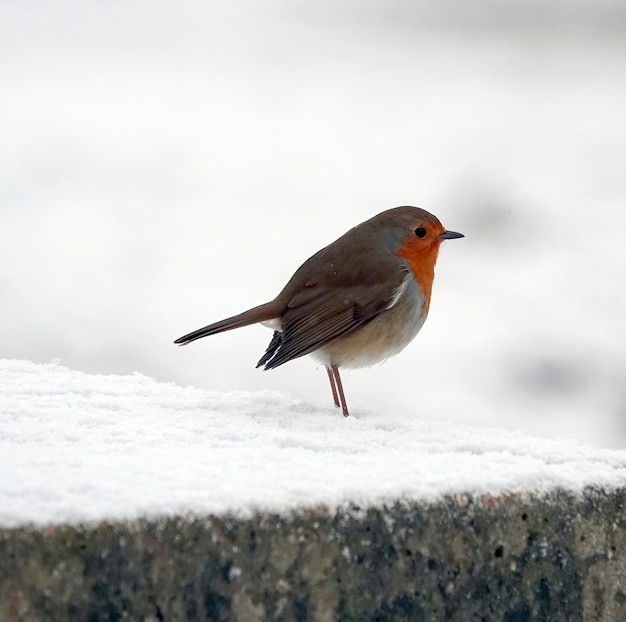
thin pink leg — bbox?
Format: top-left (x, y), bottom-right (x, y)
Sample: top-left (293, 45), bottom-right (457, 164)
top-left (331, 365), bottom-right (350, 417)
top-left (326, 366), bottom-right (340, 408)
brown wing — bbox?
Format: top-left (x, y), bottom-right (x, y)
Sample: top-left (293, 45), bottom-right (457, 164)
top-left (261, 274), bottom-right (408, 369)
top-left (259, 217), bottom-right (412, 369)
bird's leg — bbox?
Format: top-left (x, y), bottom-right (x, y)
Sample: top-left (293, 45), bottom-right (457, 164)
top-left (326, 366), bottom-right (340, 409)
top-left (331, 364), bottom-right (350, 417)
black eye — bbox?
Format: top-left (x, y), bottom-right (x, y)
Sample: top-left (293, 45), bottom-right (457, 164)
top-left (415, 227), bottom-right (427, 238)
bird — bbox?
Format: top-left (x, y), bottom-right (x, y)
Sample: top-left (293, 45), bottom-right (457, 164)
top-left (174, 206), bottom-right (463, 416)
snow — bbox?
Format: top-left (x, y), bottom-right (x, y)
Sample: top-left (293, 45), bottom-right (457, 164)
top-left (2, 359), bottom-right (625, 528)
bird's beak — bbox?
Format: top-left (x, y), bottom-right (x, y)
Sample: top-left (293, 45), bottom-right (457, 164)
top-left (438, 230), bottom-right (464, 240)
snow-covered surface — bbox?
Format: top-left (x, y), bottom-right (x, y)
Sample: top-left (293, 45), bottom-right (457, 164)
top-left (1, 1), bottom-right (626, 450)
top-left (2, 359), bottom-right (625, 528)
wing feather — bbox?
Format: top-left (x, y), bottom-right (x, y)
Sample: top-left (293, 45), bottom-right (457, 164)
top-left (262, 273), bottom-right (409, 369)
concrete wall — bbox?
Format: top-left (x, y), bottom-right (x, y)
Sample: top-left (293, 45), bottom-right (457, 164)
top-left (1, 487), bottom-right (625, 621)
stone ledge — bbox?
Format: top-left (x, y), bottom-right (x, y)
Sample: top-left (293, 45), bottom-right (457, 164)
top-left (1, 487), bottom-right (625, 621)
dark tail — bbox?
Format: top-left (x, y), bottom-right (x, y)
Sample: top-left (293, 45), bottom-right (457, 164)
top-left (174, 301), bottom-right (281, 346)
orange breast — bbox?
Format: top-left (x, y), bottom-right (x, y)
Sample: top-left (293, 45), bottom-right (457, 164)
top-left (397, 240), bottom-right (441, 314)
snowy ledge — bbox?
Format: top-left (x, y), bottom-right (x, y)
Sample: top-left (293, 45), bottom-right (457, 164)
top-left (1, 360), bottom-right (626, 619)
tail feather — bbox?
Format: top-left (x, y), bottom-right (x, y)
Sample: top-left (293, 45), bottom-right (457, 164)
top-left (174, 301), bottom-right (280, 346)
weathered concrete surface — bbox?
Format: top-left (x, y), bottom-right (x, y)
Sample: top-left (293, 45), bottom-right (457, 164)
top-left (1, 487), bottom-right (625, 621)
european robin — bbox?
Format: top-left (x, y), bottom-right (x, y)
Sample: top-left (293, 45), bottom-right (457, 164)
top-left (175, 206), bottom-right (463, 416)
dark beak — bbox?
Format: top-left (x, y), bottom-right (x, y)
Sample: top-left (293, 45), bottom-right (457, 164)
top-left (438, 230), bottom-right (464, 240)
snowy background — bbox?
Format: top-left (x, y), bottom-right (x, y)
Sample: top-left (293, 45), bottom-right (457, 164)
top-left (2, 0), bottom-right (626, 449)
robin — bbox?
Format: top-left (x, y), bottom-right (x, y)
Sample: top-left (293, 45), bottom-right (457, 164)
top-left (175, 206), bottom-right (463, 416)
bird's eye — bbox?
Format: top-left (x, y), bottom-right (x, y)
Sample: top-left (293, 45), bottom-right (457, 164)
top-left (414, 227), bottom-right (427, 238)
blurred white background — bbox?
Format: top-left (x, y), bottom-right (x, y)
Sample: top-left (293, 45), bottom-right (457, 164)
top-left (1, 0), bottom-right (625, 446)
